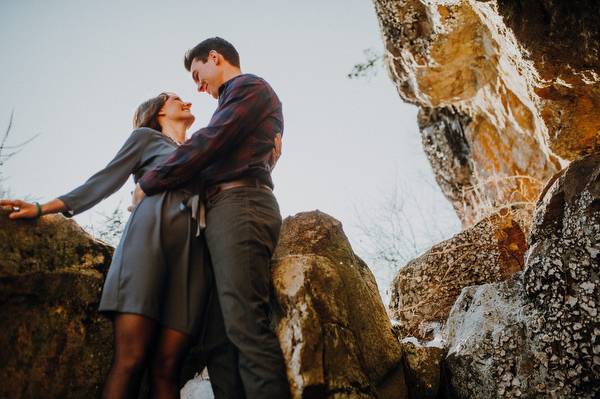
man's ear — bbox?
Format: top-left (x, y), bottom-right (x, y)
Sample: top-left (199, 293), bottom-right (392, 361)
top-left (209, 50), bottom-right (222, 65)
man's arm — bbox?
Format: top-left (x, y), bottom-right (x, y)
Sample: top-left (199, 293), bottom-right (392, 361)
top-left (131, 132), bottom-right (281, 210)
top-left (138, 77), bottom-right (278, 196)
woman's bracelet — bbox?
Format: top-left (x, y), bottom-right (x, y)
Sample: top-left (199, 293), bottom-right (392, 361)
top-left (34, 202), bottom-right (42, 218)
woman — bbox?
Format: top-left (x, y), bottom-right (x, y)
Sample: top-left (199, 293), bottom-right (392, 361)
top-left (0, 92), bottom-right (210, 399)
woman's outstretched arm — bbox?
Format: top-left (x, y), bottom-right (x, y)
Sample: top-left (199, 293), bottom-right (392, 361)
top-left (0, 198), bottom-right (69, 219)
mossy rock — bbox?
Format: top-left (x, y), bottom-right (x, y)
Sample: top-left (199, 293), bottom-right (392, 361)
top-left (0, 207), bottom-right (114, 398)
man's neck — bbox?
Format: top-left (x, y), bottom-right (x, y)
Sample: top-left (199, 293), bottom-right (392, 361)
top-left (221, 65), bottom-right (242, 85)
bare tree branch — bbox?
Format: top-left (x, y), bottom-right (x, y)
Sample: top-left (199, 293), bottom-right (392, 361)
top-left (348, 48), bottom-right (383, 80)
top-left (0, 111), bottom-right (41, 167)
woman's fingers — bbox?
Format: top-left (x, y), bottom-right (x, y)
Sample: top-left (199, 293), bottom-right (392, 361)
top-left (0, 199), bottom-right (23, 212)
top-left (0, 200), bottom-right (37, 219)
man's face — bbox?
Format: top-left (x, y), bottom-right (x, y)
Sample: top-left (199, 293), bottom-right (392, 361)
top-left (190, 53), bottom-right (221, 99)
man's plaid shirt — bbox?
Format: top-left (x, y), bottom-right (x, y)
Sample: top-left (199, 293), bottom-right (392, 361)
top-left (139, 73), bottom-right (283, 196)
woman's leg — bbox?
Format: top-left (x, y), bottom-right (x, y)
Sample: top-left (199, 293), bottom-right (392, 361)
top-left (101, 313), bottom-right (157, 399)
top-left (147, 327), bottom-right (194, 399)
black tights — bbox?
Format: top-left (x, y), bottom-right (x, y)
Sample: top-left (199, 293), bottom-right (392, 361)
top-left (101, 313), bottom-right (194, 399)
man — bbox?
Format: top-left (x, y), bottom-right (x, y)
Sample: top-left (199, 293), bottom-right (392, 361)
top-left (137, 37), bottom-right (290, 398)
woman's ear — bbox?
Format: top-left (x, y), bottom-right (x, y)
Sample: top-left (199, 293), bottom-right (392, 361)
top-left (157, 109), bottom-right (166, 116)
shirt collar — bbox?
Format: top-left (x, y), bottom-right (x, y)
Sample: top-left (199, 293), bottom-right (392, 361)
top-left (218, 74), bottom-right (250, 98)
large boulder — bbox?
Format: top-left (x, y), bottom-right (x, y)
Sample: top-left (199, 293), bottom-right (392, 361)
top-left (271, 210), bottom-right (408, 398)
top-left (389, 212), bottom-right (527, 340)
top-left (0, 208), bottom-right (206, 398)
top-left (0, 207), bottom-right (114, 399)
top-left (372, 0), bottom-right (568, 226)
top-left (444, 153), bottom-right (600, 398)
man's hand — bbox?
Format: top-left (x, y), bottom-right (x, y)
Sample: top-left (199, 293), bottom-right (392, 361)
top-left (269, 133), bottom-right (282, 171)
top-left (128, 183), bottom-right (146, 211)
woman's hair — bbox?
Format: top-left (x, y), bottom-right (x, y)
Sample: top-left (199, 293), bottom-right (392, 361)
top-left (184, 37), bottom-right (240, 71)
top-left (133, 92), bottom-right (170, 131)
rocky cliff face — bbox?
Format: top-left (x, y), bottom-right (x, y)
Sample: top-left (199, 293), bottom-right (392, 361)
top-left (495, 0), bottom-right (600, 160)
top-left (372, 0), bottom-right (600, 227)
top-left (374, 1), bottom-right (600, 397)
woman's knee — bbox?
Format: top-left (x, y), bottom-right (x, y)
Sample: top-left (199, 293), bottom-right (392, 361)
top-left (112, 347), bottom-right (150, 375)
top-left (149, 329), bottom-right (193, 379)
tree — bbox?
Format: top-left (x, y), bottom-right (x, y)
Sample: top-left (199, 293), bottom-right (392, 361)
top-left (85, 202), bottom-right (127, 247)
top-left (0, 111), bottom-right (40, 198)
top-left (353, 174), bottom-right (461, 302)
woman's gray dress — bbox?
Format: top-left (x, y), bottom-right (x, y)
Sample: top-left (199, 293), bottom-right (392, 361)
top-left (59, 127), bottom-right (211, 336)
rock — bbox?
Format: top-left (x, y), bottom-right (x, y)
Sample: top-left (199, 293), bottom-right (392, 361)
top-left (444, 275), bottom-right (543, 398)
top-left (373, 0), bottom-right (562, 226)
top-left (523, 152), bottom-right (600, 397)
top-left (180, 369), bottom-right (214, 399)
top-left (0, 206), bottom-right (212, 398)
top-left (495, 0), bottom-right (600, 160)
top-left (0, 207), bottom-right (114, 399)
top-left (389, 212), bottom-right (526, 340)
top-left (401, 341), bottom-right (445, 399)
top-left (271, 210), bottom-right (408, 398)
top-left (418, 106), bottom-right (477, 228)
top-left (443, 154), bottom-right (600, 398)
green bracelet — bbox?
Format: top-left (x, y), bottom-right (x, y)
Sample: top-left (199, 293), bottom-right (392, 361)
top-left (34, 202), bottom-right (42, 218)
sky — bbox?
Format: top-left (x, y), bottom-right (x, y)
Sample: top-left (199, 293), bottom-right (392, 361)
top-left (0, 0), bottom-right (460, 301)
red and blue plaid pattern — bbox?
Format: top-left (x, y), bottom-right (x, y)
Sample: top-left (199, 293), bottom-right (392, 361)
top-left (140, 74), bottom-right (283, 196)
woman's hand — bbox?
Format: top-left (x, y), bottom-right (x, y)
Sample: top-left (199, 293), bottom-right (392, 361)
top-left (0, 200), bottom-right (40, 219)
top-left (0, 198), bottom-right (67, 219)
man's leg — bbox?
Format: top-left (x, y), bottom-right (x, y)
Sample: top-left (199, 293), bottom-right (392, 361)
top-left (205, 187), bottom-right (291, 399)
top-left (201, 285), bottom-right (246, 399)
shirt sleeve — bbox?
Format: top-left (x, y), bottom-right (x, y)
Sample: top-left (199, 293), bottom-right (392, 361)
top-left (138, 77), bottom-right (273, 196)
top-left (58, 129), bottom-right (148, 216)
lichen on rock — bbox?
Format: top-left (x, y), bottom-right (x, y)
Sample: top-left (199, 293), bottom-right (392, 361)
top-left (443, 153), bottom-right (600, 398)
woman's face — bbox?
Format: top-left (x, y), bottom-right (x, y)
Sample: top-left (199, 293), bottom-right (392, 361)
top-left (159, 93), bottom-right (195, 128)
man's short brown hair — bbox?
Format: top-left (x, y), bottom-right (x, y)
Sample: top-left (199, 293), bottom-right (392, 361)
top-left (184, 37), bottom-right (240, 71)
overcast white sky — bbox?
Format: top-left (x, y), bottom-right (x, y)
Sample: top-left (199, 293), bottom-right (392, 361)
top-left (0, 0), bottom-right (460, 300)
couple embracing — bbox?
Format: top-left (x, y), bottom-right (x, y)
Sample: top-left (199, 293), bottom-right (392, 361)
top-left (1, 37), bottom-right (291, 399)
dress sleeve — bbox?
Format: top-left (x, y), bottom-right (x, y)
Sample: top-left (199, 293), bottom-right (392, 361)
top-left (58, 129), bottom-right (148, 217)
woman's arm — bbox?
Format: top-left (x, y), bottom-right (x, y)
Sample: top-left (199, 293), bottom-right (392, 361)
top-left (0, 198), bottom-right (69, 219)
top-left (2, 129), bottom-right (149, 220)
top-left (58, 129), bottom-right (149, 216)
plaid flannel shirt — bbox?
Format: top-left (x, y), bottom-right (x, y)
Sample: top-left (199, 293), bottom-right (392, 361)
top-left (139, 74), bottom-right (283, 196)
